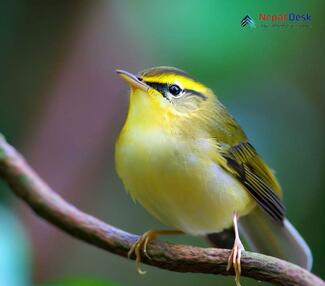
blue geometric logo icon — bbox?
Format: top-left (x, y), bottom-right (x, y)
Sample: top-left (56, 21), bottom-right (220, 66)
top-left (241, 15), bottom-right (256, 28)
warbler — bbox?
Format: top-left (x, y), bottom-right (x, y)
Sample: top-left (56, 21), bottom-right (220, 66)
top-left (115, 66), bottom-right (312, 285)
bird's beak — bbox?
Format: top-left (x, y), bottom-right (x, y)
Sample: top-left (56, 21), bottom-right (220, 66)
top-left (116, 69), bottom-right (149, 92)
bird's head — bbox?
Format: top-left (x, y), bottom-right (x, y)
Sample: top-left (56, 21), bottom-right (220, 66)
top-left (116, 66), bottom-right (219, 136)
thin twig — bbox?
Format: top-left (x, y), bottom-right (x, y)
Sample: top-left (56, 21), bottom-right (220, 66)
top-left (0, 134), bottom-right (323, 286)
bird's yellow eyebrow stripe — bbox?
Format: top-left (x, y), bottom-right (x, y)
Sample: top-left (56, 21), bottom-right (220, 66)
top-left (142, 74), bottom-right (207, 92)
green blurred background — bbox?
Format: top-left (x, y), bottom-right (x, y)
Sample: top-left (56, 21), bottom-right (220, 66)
top-left (0, 1), bottom-right (324, 286)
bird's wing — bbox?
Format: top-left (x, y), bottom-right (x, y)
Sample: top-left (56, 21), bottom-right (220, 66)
top-left (219, 140), bottom-right (285, 222)
top-left (208, 105), bottom-right (309, 267)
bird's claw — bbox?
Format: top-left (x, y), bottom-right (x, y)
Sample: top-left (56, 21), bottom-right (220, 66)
top-left (227, 237), bottom-right (244, 286)
top-left (128, 230), bottom-right (157, 274)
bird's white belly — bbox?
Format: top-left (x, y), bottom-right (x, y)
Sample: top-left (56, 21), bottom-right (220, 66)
top-left (116, 132), bottom-right (254, 235)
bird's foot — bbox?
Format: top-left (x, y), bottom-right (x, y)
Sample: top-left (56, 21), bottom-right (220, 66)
top-left (128, 229), bottom-right (183, 275)
top-left (227, 236), bottom-right (244, 286)
top-left (128, 230), bottom-right (158, 274)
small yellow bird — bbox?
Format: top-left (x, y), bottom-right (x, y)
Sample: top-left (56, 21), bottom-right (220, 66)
top-left (115, 66), bottom-right (312, 285)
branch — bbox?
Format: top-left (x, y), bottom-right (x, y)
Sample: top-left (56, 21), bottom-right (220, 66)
top-left (0, 134), bottom-right (323, 286)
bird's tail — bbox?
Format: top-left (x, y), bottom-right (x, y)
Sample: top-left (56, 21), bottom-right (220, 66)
top-left (206, 208), bottom-right (313, 270)
top-left (239, 208), bottom-right (313, 270)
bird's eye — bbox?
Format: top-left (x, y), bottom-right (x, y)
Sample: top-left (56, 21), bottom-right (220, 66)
top-left (168, 84), bottom-right (182, 96)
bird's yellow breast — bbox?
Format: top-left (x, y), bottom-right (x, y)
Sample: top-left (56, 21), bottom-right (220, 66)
top-left (115, 91), bottom-right (255, 235)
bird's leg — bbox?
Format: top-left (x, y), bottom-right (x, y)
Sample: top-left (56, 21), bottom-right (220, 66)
top-left (128, 229), bottom-right (183, 274)
top-left (227, 212), bottom-right (244, 286)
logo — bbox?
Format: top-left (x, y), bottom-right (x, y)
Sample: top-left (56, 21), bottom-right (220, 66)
top-left (241, 15), bottom-right (256, 28)
top-left (241, 12), bottom-right (311, 29)
top-left (259, 13), bottom-right (311, 22)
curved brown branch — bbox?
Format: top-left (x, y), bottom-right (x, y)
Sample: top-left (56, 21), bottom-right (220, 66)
top-left (0, 134), bottom-right (323, 286)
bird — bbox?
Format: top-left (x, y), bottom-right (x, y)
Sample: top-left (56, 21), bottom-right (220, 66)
top-left (115, 66), bottom-right (312, 285)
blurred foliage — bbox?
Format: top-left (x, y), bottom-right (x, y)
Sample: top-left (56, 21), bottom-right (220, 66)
top-left (39, 278), bottom-right (121, 286)
top-left (0, 0), bottom-right (84, 142)
top-left (119, 0), bottom-right (324, 85)
top-left (0, 206), bottom-right (31, 286)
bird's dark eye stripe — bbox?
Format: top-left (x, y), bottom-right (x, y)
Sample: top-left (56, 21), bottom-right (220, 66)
top-left (145, 82), bottom-right (207, 101)
top-left (145, 82), bottom-right (169, 96)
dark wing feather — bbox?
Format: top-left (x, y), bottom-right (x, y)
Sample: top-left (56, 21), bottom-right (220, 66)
top-left (222, 142), bottom-right (285, 223)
